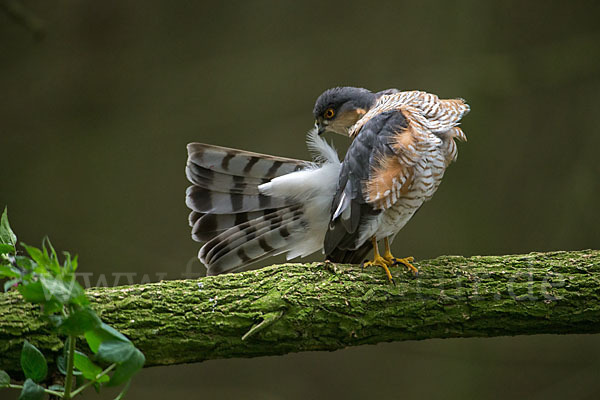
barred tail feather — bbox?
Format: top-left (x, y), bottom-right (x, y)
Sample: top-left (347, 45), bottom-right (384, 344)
top-left (204, 218), bottom-right (306, 276)
top-left (186, 143), bottom-right (308, 214)
top-left (186, 134), bottom-right (340, 275)
top-left (208, 250), bottom-right (281, 275)
top-left (187, 143), bottom-right (306, 180)
top-left (190, 209), bottom-right (276, 242)
top-left (200, 205), bottom-right (302, 264)
top-left (186, 142), bottom-right (312, 275)
top-left (205, 210), bottom-right (301, 265)
top-left (186, 185), bottom-right (292, 214)
top-left (186, 162), bottom-right (268, 195)
top-left (189, 211), bottom-right (203, 227)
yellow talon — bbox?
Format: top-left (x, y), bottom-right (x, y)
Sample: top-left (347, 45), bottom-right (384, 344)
top-left (382, 238), bottom-right (418, 277)
top-left (361, 237), bottom-right (419, 283)
top-left (362, 237), bottom-right (395, 284)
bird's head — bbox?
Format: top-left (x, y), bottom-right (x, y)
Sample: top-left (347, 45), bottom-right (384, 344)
top-left (313, 87), bottom-right (377, 136)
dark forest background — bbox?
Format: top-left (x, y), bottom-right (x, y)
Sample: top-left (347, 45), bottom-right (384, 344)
top-left (1, 1), bottom-right (599, 399)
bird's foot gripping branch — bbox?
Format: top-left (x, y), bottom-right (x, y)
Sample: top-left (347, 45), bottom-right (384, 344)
top-left (0, 208), bottom-right (144, 400)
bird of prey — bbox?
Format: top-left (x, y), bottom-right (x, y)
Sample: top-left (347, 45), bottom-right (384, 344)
top-left (316, 89), bottom-right (469, 282)
top-left (186, 87), bottom-right (469, 281)
top-left (185, 87), bottom-right (390, 276)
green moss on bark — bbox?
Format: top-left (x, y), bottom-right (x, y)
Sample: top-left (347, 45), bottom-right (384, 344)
top-left (1, 250), bottom-right (599, 374)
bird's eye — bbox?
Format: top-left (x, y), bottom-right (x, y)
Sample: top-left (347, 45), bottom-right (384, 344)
top-left (324, 108), bottom-right (335, 119)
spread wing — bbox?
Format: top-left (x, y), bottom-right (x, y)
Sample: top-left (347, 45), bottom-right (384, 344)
top-left (324, 110), bottom-right (410, 260)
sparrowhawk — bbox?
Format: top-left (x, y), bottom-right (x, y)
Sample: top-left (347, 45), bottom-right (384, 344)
top-left (186, 87), bottom-right (469, 281)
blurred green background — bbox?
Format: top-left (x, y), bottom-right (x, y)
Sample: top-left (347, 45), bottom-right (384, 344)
top-left (1, 1), bottom-right (599, 399)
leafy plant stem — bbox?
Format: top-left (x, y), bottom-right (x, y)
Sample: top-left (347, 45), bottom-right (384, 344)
top-left (8, 383), bottom-right (64, 397)
top-left (0, 210), bottom-right (144, 399)
top-left (70, 363), bottom-right (117, 397)
top-left (113, 379), bottom-right (131, 400)
top-left (62, 334), bottom-right (76, 399)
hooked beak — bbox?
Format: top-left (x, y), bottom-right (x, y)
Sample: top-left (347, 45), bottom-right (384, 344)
top-left (315, 121), bottom-right (327, 135)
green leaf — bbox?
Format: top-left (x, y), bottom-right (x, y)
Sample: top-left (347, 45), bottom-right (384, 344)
top-left (75, 374), bottom-right (85, 388)
top-left (40, 275), bottom-right (70, 303)
top-left (21, 244), bottom-right (49, 273)
top-left (56, 342), bottom-right (81, 376)
top-left (15, 255), bottom-right (36, 273)
top-left (64, 251), bottom-right (78, 273)
top-left (18, 378), bottom-right (45, 400)
top-left (39, 275), bottom-right (86, 306)
top-left (20, 341), bottom-right (47, 383)
top-left (0, 208), bottom-right (17, 248)
top-left (73, 351), bottom-right (109, 383)
top-left (17, 281), bottom-right (47, 303)
top-left (85, 323), bottom-right (130, 354)
top-left (43, 237), bottom-right (58, 262)
top-left (98, 340), bottom-right (135, 364)
top-left (108, 348), bottom-right (145, 387)
top-left (42, 299), bottom-right (64, 315)
top-left (0, 369), bottom-right (10, 386)
top-left (47, 314), bottom-right (64, 328)
top-left (66, 281), bottom-right (88, 307)
top-left (56, 354), bottom-right (67, 375)
top-left (59, 307), bottom-right (101, 336)
top-left (48, 384), bottom-right (64, 392)
top-left (0, 243), bottom-right (15, 255)
top-left (42, 237), bottom-right (61, 275)
top-left (0, 264), bottom-right (20, 278)
top-left (3, 278), bottom-right (19, 292)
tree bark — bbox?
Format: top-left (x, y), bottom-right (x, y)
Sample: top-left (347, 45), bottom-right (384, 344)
top-left (1, 250), bottom-right (599, 374)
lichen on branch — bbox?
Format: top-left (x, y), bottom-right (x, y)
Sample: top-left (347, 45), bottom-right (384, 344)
top-left (1, 250), bottom-right (599, 375)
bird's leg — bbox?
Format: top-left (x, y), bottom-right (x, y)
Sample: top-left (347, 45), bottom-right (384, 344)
top-left (362, 237), bottom-right (395, 284)
top-left (382, 237), bottom-right (418, 276)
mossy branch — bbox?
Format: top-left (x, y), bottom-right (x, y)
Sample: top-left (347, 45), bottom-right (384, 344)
top-left (1, 250), bottom-right (599, 375)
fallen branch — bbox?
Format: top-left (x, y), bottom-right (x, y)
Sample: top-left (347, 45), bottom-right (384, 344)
top-left (1, 250), bottom-right (599, 374)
